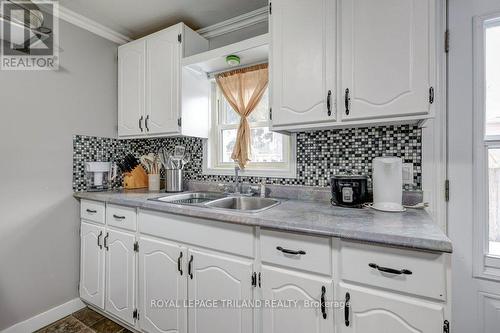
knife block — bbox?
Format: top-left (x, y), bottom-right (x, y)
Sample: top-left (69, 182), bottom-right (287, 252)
top-left (123, 165), bottom-right (149, 189)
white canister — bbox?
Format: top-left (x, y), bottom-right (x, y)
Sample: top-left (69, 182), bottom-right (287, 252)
top-left (148, 174), bottom-right (161, 192)
top-left (372, 157), bottom-right (404, 212)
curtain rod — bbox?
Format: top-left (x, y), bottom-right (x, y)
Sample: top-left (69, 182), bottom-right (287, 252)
top-left (207, 61), bottom-right (268, 79)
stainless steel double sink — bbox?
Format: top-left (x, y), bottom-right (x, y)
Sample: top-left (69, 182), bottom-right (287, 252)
top-left (149, 192), bottom-right (280, 213)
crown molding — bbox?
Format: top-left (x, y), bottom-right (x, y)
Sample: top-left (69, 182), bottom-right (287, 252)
top-left (196, 6), bottom-right (268, 39)
top-left (57, 5), bottom-right (132, 44)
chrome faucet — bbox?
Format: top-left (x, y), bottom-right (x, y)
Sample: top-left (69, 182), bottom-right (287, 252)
top-left (234, 165), bottom-right (241, 194)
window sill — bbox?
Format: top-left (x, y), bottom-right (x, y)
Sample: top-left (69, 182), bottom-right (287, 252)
top-left (202, 165), bottom-right (297, 179)
top-left (474, 254), bottom-right (500, 282)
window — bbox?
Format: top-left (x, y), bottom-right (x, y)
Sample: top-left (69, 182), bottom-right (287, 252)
top-left (204, 83), bottom-right (296, 178)
top-left (473, 13), bottom-right (500, 278)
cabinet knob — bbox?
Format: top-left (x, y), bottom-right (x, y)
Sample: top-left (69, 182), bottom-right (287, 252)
top-left (139, 116), bottom-right (144, 132)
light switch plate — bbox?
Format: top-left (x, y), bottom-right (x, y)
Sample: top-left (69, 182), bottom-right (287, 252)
top-left (402, 163), bottom-right (414, 185)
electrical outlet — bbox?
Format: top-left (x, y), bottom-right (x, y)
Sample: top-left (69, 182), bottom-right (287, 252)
top-left (402, 163), bottom-right (414, 185)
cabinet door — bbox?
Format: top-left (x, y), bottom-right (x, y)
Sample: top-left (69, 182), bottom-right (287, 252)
top-left (80, 222), bottom-right (105, 309)
top-left (338, 284), bottom-right (444, 333)
top-left (187, 249), bottom-right (254, 333)
top-left (139, 237), bottom-right (187, 333)
top-left (270, 0), bottom-right (335, 127)
top-left (146, 27), bottom-right (181, 135)
top-left (105, 229), bottom-right (136, 325)
top-left (341, 0), bottom-right (435, 121)
top-left (261, 266), bottom-right (334, 333)
top-left (118, 40), bottom-right (146, 137)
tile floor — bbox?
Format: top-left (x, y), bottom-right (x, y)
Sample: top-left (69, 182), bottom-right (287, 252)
top-left (35, 307), bottom-right (132, 333)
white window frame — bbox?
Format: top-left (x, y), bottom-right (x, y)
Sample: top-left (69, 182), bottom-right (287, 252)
top-left (203, 82), bottom-right (297, 178)
top-left (473, 11), bottom-right (500, 280)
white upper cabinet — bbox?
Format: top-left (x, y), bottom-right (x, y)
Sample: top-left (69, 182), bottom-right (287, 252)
top-left (340, 0), bottom-right (435, 121)
top-left (118, 23), bottom-right (209, 139)
top-left (118, 40), bottom-right (146, 137)
top-left (146, 28), bottom-right (181, 135)
top-left (270, 0), bottom-right (439, 132)
top-left (270, 0), bottom-right (336, 128)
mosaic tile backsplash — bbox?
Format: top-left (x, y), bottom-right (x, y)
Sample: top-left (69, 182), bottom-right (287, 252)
top-left (73, 124), bottom-right (422, 192)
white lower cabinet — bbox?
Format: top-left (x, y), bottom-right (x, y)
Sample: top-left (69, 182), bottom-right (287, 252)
top-left (338, 283), bottom-right (445, 333)
top-left (80, 205), bottom-right (450, 333)
top-left (80, 221), bottom-right (105, 309)
top-left (261, 265), bottom-right (334, 333)
top-left (105, 229), bottom-right (136, 326)
top-left (139, 237), bottom-right (187, 333)
top-left (187, 248), bottom-right (254, 333)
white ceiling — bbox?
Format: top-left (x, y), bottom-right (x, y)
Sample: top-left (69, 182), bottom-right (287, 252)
top-left (58, 0), bottom-right (268, 39)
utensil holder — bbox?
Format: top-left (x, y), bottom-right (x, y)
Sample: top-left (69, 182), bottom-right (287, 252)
top-left (166, 169), bottom-right (183, 192)
top-left (148, 174), bottom-right (160, 192)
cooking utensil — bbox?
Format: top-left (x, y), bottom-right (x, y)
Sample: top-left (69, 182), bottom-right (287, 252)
top-left (180, 153), bottom-right (191, 169)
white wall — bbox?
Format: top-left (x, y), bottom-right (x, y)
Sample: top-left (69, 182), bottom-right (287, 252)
top-left (0, 21), bottom-right (117, 330)
top-left (448, 0), bottom-right (500, 332)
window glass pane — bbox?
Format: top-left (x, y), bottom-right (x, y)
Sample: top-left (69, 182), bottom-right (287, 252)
top-left (488, 148), bottom-right (500, 256)
top-left (250, 127), bottom-right (284, 163)
top-left (485, 23), bottom-right (500, 137)
top-left (221, 98), bottom-right (239, 125)
top-left (248, 88), bottom-right (269, 123)
top-left (221, 128), bottom-right (285, 164)
top-left (221, 129), bottom-right (237, 163)
top-left (220, 87), bottom-right (269, 125)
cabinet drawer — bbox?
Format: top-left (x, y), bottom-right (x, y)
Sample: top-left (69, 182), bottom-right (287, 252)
top-left (261, 229), bottom-right (331, 275)
top-left (340, 241), bottom-right (446, 300)
top-left (107, 205), bottom-right (137, 231)
top-left (80, 200), bottom-right (105, 224)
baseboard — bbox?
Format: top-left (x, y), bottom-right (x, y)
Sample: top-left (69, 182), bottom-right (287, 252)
top-left (1, 298), bottom-right (85, 333)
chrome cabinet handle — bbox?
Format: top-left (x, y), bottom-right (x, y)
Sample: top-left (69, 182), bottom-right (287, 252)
top-left (188, 255), bottom-right (193, 279)
top-left (86, 209), bottom-right (97, 214)
top-left (345, 292), bottom-right (350, 326)
top-left (178, 252), bottom-right (183, 276)
top-left (97, 231), bottom-right (103, 249)
top-left (103, 232), bottom-right (109, 251)
top-left (145, 115), bottom-right (150, 132)
top-left (345, 88), bottom-right (350, 115)
top-left (369, 263), bottom-right (412, 275)
top-left (276, 246), bottom-right (306, 255)
top-left (112, 214), bottom-right (126, 220)
top-left (321, 286), bottom-right (327, 319)
top-left (139, 116), bottom-right (144, 132)
top-left (327, 90), bottom-right (332, 116)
